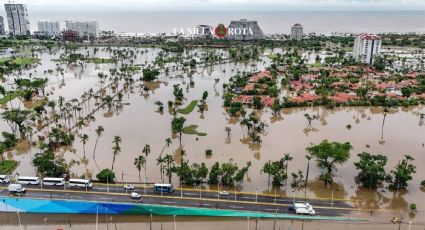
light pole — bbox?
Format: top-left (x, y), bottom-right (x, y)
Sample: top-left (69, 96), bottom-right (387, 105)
top-left (17, 211), bottom-right (23, 230)
top-left (292, 189), bottom-right (296, 204)
top-left (255, 186), bottom-right (259, 203)
top-left (173, 215), bottom-right (177, 230)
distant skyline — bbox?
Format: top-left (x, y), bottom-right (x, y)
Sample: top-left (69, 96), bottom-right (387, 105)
top-left (5, 0), bottom-right (425, 11)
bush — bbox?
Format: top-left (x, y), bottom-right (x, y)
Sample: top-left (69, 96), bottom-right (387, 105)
top-left (205, 149), bottom-right (213, 156)
top-left (421, 180), bottom-right (425, 187)
top-left (96, 169), bottom-right (115, 183)
top-left (410, 203), bottom-right (417, 213)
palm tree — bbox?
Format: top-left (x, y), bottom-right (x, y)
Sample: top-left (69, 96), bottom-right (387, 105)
top-left (171, 117), bottom-right (186, 149)
top-left (163, 154), bottom-right (174, 183)
top-left (93, 126), bottom-right (105, 159)
top-left (160, 138), bottom-right (172, 157)
top-left (282, 153), bottom-right (293, 182)
top-left (225, 126), bottom-right (231, 139)
top-left (111, 136), bottom-right (122, 170)
top-left (80, 133), bottom-right (89, 158)
top-left (142, 144), bottom-right (151, 181)
top-left (134, 155), bottom-right (145, 183)
top-left (156, 156), bottom-right (165, 182)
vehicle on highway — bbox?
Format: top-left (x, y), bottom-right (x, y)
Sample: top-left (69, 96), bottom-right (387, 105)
top-left (131, 192), bottom-right (142, 199)
top-left (295, 207), bottom-right (316, 215)
top-left (0, 175), bottom-right (10, 184)
top-left (17, 176), bottom-right (40, 185)
top-left (219, 191), bottom-right (230, 196)
top-left (288, 202), bottom-right (316, 216)
top-left (124, 184), bottom-right (135, 190)
top-left (8, 184), bottom-right (26, 193)
top-left (153, 183), bottom-right (174, 193)
top-left (69, 179), bottom-right (93, 188)
top-left (42, 177), bottom-right (65, 186)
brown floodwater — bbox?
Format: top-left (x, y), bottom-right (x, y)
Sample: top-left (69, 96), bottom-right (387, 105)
top-left (1, 47), bottom-right (425, 220)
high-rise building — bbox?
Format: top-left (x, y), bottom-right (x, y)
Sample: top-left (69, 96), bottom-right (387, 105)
top-left (353, 34), bottom-right (382, 65)
top-left (0, 16), bottom-right (5, 36)
top-left (226, 19), bottom-right (265, 41)
top-left (37, 21), bottom-right (60, 36)
top-left (4, 3), bottom-right (30, 36)
top-left (291, 23), bottom-right (303, 40)
top-left (65, 21), bottom-right (99, 38)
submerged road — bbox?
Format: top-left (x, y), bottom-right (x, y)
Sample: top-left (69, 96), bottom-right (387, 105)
top-left (0, 183), bottom-right (355, 217)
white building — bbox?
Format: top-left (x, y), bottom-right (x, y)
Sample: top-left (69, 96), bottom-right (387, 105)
top-left (65, 21), bottom-right (99, 38)
top-left (291, 23), bottom-right (303, 40)
top-left (37, 21), bottom-right (60, 36)
top-left (353, 34), bottom-right (382, 65)
top-left (4, 3), bottom-right (30, 36)
top-left (0, 16), bottom-right (5, 36)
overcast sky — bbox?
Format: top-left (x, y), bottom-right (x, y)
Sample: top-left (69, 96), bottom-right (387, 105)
top-left (13, 0), bottom-right (425, 11)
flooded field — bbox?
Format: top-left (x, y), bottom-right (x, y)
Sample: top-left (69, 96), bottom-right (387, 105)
top-left (1, 46), bottom-right (425, 220)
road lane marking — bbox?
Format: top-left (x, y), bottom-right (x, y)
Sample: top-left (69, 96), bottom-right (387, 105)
top-left (184, 193), bottom-right (197, 196)
top-left (162, 201), bottom-right (176, 204)
top-left (228, 206), bottom-right (244, 209)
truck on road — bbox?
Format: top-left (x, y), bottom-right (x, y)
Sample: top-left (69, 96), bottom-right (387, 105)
top-left (8, 184), bottom-right (26, 193)
top-left (288, 202), bottom-right (316, 216)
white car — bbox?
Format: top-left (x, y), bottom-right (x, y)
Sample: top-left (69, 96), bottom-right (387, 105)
top-left (219, 191), bottom-right (230, 196)
top-left (295, 207), bottom-right (316, 216)
top-left (0, 175), bottom-right (10, 184)
top-left (124, 184), bottom-right (135, 190)
top-left (8, 184), bottom-right (26, 193)
top-left (131, 192), bottom-right (142, 199)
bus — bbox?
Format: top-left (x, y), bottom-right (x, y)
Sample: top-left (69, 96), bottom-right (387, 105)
top-left (17, 176), bottom-right (40, 185)
top-left (69, 179), bottom-right (93, 188)
top-left (153, 183), bottom-right (174, 193)
top-left (42, 177), bottom-right (65, 186)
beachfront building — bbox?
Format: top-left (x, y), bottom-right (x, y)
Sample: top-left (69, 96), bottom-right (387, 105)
top-left (291, 23), bottom-right (303, 40)
top-left (195, 25), bottom-right (213, 39)
top-left (65, 21), bottom-right (99, 38)
top-left (0, 16), bottom-right (5, 36)
top-left (37, 21), bottom-right (60, 37)
top-left (4, 3), bottom-right (30, 36)
top-left (353, 34), bottom-right (382, 65)
top-left (226, 19), bottom-right (265, 41)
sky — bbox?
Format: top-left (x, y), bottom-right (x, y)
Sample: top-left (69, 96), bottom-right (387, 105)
top-left (10, 0), bottom-right (425, 11)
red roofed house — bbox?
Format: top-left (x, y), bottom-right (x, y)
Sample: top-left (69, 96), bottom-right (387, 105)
top-left (248, 70), bottom-right (271, 83)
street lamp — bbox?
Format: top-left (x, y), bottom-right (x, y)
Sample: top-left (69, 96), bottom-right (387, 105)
top-left (255, 186), bottom-right (259, 203)
top-left (304, 155), bottom-right (312, 199)
top-left (292, 189), bottom-right (296, 204)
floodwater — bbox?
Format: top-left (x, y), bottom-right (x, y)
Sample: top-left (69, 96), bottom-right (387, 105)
top-left (1, 47), bottom-right (425, 221)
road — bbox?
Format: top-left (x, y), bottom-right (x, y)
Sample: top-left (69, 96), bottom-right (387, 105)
top-left (0, 183), bottom-right (355, 217)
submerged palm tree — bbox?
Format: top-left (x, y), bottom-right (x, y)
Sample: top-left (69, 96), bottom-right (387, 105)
top-left (111, 136), bottom-right (122, 170)
top-left (142, 144), bottom-right (151, 182)
top-left (134, 155), bottom-right (145, 183)
top-left (80, 133), bottom-right (89, 159)
top-left (93, 126), bottom-right (105, 159)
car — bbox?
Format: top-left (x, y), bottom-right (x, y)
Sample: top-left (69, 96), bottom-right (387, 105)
top-left (0, 175), bottom-right (10, 184)
top-left (131, 192), bottom-right (142, 199)
top-left (124, 184), bottom-right (135, 190)
top-left (295, 207), bottom-right (315, 216)
top-left (219, 191), bottom-right (230, 196)
top-left (8, 184), bottom-right (26, 193)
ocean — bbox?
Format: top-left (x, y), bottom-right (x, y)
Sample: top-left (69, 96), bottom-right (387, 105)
top-left (25, 10), bottom-right (425, 35)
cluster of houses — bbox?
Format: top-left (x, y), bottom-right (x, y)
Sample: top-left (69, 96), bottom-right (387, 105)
top-left (232, 70), bottom-right (276, 106)
top-left (231, 66), bottom-right (425, 108)
top-left (287, 66), bottom-right (425, 104)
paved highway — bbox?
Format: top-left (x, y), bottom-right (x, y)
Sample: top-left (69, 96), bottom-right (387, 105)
top-left (0, 183), bottom-right (355, 217)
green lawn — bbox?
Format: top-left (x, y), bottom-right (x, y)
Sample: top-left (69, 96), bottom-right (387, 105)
top-left (182, 125), bottom-right (207, 136)
top-left (0, 92), bottom-right (19, 105)
top-left (0, 57), bottom-right (39, 66)
top-left (0, 160), bottom-right (18, 174)
top-left (87, 58), bottom-right (116, 64)
top-left (177, 100), bottom-right (198, 114)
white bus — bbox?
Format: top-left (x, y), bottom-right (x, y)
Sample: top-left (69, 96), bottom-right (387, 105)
top-left (42, 177), bottom-right (65, 186)
top-left (153, 183), bottom-right (174, 193)
top-left (17, 176), bottom-right (40, 185)
top-left (69, 179), bottom-right (93, 188)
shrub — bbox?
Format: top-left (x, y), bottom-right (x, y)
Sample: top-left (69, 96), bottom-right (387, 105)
top-left (421, 180), bottom-right (425, 187)
top-left (410, 203), bottom-right (417, 213)
top-left (205, 149), bottom-right (213, 156)
top-left (96, 168), bottom-right (115, 183)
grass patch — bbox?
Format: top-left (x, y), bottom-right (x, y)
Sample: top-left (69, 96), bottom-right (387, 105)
top-left (0, 160), bottom-right (18, 174)
top-left (182, 125), bottom-right (207, 136)
top-left (308, 63), bottom-right (325, 67)
top-left (0, 57), bottom-right (39, 66)
top-left (87, 58), bottom-right (116, 64)
top-left (177, 100), bottom-right (198, 114)
top-left (0, 92), bottom-right (18, 105)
